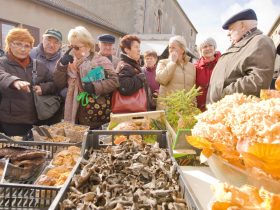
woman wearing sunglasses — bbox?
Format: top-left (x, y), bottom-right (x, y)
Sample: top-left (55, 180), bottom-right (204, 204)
top-left (54, 26), bottom-right (118, 129)
top-left (0, 28), bottom-right (56, 137)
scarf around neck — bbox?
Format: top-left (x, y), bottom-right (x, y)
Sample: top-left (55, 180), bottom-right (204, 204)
top-left (8, 50), bottom-right (30, 69)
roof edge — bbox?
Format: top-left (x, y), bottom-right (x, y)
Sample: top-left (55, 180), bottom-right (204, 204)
top-left (267, 15), bottom-right (280, 36)
top-left (174, 0), bottom-right (198, 33)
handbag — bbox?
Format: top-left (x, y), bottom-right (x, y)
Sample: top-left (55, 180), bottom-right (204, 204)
top-left (76, 92), bottom-right (111, 129)
top-left (111, 87), bottom-right (148, 113)
top-left (31, 60), bottom-right (61, 120)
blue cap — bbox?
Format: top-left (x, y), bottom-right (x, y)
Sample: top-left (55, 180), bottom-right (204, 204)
top-left (222, 9), bottom-right (257, 30)
top-left (98, 34), bottom-right (115, 43)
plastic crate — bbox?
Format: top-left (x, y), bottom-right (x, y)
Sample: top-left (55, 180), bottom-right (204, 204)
top-left (0, 138), bottom-right (82, 160)
top-left (0, 183), bottom-right (60, 209)
top-left (0, 138), bottom-right (82, 209)
top-left (49, 130), bottom-right (201, 209)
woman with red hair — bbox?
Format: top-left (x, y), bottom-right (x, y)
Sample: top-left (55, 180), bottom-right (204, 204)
top-left (0, 28), bottom-right (56, 137)
top-left (117, 35), bottom-right (144, 96)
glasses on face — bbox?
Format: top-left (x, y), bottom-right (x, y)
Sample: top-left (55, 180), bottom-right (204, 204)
top-left (70, 45), bottom-right (84, 51)
top-left (12, 42), bottom-right (31, 50)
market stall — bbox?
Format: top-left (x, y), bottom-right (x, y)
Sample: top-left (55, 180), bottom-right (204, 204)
top-left (1, 87), bottom-right (280, 209)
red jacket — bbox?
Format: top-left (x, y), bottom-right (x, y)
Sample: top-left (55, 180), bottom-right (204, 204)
top-left (195, 51), bottom-right (221, 111)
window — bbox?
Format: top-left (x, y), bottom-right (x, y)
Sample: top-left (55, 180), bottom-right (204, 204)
top-left (0, 20), bottom-right (16, 50)
top-left (157, 9), bottom-right (162, 33)
top-left (22, 24), bottom-right (40, 46)
top-left (0, 19), bottom-right (40, 50)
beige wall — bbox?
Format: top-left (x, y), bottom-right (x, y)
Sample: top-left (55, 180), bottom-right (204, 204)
top-left (142, 0), bottom-right (197, 52)
top-left (69, 0), bottom-right (133, 34)
top-left (68, 0), bottom-right (197, 54)
top-left (270, 24), bottom-right (280, 46)
top-left (268, 17), bottom-right (280, 79)
top-left (0, 0), bottom-right (121, 46)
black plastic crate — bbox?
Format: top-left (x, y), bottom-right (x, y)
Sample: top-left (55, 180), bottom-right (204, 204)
top-left (49, 130), bottom-right (201, 209)
top-left (0, 138), bottom-right (81, 159)
top-left (0, 183), bottom-right (60, 209)
top-left (0, 138), bottom-right (82, 209)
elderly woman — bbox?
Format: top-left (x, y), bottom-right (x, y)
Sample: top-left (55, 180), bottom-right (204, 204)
top-left (111, 35), bottom-right (150, 113)
top-left (117, 35), bottom-right (144, 95)
top-left (156, 35), bottom-right (196, 110)
top-left (54, 26), bottom-right (118, 129)
top-left (195, 38), bottom-right (221, 111)
top-left (143, 50), bottom-right (159, 110)
top-left (0, 28), bottom-right (56, 136)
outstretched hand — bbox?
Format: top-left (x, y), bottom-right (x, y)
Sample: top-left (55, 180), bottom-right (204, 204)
top-left (12, 80), bottom-right (31, 92)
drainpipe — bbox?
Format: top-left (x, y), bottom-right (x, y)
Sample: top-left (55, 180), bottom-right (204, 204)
top-left (143, 0), bottom-right (147, 33)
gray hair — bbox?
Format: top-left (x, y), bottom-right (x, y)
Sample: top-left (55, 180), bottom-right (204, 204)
top-left (169, 35), bottom-right (187, 51)
top-left (199, 37), bottom-right (217, 51)
top-left (242, 19), bottom-right (258, 30)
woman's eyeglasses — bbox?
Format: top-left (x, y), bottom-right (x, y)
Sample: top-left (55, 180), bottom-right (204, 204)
top-left (12, 42), bottom-right (31, 50)
top-left (70, 45), bottom-right (84, 51)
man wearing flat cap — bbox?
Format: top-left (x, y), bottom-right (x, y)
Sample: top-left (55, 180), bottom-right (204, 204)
top-left (207, 9), bottom-right (276, 103)
top-left (97, 34), bottom-right (120, 69)
top-left (30, 29), bottom-right (64, 124)
top-left (30, 29), bottom-right (62, 74)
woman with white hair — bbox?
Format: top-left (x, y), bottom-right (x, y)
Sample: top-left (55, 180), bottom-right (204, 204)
top-left (54, 26), bottom-right (118, 129)
top-left (155, 35), bottom-right (196, 110)
top-left (195, 37), bottom-right (221, 111)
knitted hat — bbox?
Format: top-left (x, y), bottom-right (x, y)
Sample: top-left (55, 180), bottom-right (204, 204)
top-left (169, 35), bottom-right (187, 50)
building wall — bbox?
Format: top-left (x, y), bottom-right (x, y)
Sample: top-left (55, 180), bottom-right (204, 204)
top-left (270, 24), bottom-right (280, 46)
top-left (267, 16), bottom-right (280, 80)
top-left (268, 16), bottom-right (280, 46)
top-left (0, 0), bottom-right (121, 48)
top-left (69, 0), bottom-right (134, 34)
top-left (141, 0), bottom-right (197, 52)
top-left (69, 0), bottom-right (197, 54)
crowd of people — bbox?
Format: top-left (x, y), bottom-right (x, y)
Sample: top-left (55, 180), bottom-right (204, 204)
top-left (0, 8), bottom-right (279, 138)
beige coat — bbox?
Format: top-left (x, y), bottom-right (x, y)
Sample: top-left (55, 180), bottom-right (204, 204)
top-left (155, 55), bottom-right (196, 110)
top-left (207, 29), bottom-right (276, 103)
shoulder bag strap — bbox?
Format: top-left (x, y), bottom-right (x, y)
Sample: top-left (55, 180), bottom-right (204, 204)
top-left (31, 59), bottom-right (37, 86)
top-left (138, 68), bottom-right (151, 111)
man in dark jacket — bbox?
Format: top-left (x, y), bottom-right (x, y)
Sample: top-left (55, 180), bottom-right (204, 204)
top-left (30, 29), bottom-right (64, 124)
top-left (97, 34), bottom-right (120, 69)
top-left (207, 9), bottom-right (275, 104)
top-left (30, 29), bottom-right (62, 74)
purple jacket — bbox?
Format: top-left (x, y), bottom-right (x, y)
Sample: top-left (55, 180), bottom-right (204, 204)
top-left (143, 66), bottom-right (159, 94)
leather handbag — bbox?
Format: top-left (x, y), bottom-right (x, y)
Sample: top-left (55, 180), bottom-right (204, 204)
top-left (32, 60), bottom-right (61, 120)
top-left (111, 87), bottom-right (147, 113)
